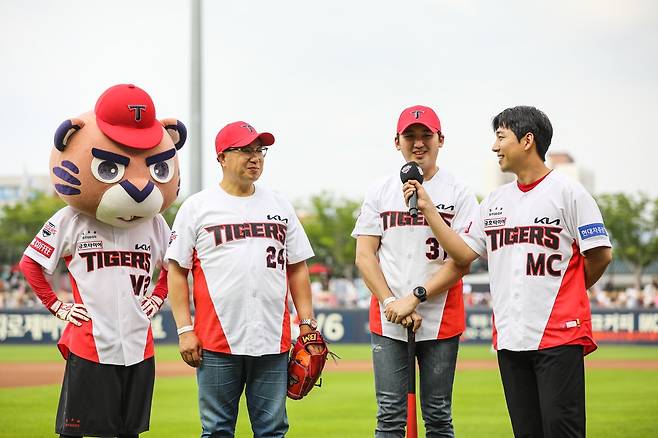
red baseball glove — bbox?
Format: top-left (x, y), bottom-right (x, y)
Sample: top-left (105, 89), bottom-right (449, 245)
top-left (287, 331), bottom-right (329, 400)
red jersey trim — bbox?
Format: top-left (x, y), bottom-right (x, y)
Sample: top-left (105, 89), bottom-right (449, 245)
top-left (58, 256), bottom-right (100, 363)
top-left (517, 170), bottom-right (552, 193)
top-left (192, 250), bottom-right (231, 354)
top-left (279, 286), bottom-right (291, 353)
top-left (144, 326), bottom-right (155, 359)
top-left (538, 241), bottom-right (597, 355)
top-left (436, 280), bottom-right (465, 339)
top-left (369, 295), bottom-right (383, 335)
top-left (492, 313), bottom-right (498, 350)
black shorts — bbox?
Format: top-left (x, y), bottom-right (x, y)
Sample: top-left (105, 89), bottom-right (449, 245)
top-left (55, 353), bottom-right (155, 437)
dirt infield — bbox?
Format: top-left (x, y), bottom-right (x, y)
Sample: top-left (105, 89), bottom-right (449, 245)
top-left (1, 359), bottom-right (657, 388)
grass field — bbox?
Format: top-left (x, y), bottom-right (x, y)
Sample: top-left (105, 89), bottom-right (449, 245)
top-left (1, 344), bottom-right (657, 437)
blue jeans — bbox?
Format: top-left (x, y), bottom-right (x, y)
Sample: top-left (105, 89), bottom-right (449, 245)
top-left (371, 333), bottom-right (459, 438)
top-left (196, 350), bottom-right (289, 438)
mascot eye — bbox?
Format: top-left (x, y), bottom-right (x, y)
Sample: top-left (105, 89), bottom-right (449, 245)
top-left (91, 157), bottom-right (125, 183)
top-left (149, 158), bottom-right (174, 183)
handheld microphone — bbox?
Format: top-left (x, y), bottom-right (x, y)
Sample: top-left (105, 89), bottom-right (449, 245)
top-left (400, 161), bottom-right (424, 217)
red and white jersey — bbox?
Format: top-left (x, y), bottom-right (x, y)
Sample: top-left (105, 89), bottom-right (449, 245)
top-left (24, 206), bottom-right (170, 366)
top-left (164, 185), bottom-right (314, 356)
top-left (352, 169), bottom-right (479, 342)
top-left (462, 171), bottom-right (611, 354)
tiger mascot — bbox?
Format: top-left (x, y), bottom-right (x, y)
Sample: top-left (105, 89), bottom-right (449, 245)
top-left (20, 83), bottom-right (185, 438)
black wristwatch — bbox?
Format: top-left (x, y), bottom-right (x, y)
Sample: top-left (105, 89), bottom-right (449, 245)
top-left (413, 286), bottom-right (427, 303)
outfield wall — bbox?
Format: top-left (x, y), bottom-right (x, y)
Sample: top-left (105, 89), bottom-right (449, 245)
top-left (2, 308), bottom-right (658, 345)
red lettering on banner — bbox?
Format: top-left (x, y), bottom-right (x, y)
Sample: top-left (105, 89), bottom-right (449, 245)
top-left (30, 237), bottom-right (54, 258)
top-left (592, 331), bottom-right (658, 342)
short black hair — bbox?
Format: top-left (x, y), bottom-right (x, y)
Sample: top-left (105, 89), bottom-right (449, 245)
top-left (492, 106), bottom-right (553, 161)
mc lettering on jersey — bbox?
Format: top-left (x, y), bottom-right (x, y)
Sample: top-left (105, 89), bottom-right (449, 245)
top-left (485, 226), bottom-right (562, 251)
top-left (204, 222), bottom-right (287, 246)
top-left (380, 210), bottom-right (453, 231)
top-left (526, 252), bottom-right (562, 277)
top-left (78, 251), bottom-right (151, 273)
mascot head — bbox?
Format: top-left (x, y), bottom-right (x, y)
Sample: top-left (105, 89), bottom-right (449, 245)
top-left (50, 84), bottom-right (186, 228)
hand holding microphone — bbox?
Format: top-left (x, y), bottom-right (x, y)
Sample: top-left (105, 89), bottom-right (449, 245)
top-left (400, 161), bottom-right (429, 217)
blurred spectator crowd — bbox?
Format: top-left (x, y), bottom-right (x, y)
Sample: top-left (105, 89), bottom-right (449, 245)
top-left (589, 278), bottom-right (658, 309)
top-left (0, 263), bottom-right (72, 310)
top-left (2, 262), bottom-right (657, 311)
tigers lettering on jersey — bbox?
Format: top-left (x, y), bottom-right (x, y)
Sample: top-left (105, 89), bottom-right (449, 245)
top-left (79, 251), bottom-right (151, 273)
top-left (485, 225), bottom-right (564, 278)
top-left (485, 226), bottom-right (562, 251)
top-left (204, 222), bottom-right (287, 246)
top-left (381, 210), bottom-right (454, 231)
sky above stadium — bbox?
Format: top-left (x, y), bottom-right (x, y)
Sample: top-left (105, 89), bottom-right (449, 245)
top-left (1, 0), bottom-right (657, 202)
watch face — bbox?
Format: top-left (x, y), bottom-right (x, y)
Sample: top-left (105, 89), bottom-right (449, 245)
top-left (414, 287), bottom-right (427, 301)
top-left (301, 319), bottom-right (318, 330)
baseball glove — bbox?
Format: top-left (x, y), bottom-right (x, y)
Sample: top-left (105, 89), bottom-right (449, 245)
top-left (287, 331), bottom-right (330, 400)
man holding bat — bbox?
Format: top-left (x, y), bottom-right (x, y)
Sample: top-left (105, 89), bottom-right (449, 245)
top-left (352, 105), bottom-right (479, 437)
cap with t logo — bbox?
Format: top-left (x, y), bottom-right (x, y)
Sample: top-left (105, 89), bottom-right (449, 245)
top-left (94, 84), bottom-right (163, 149)
top-left (214, 121), bottom-right (275, 154)
top-left (396, 105), bottom-right (442, 135)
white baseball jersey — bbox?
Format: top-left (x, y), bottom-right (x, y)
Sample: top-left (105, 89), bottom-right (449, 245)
top-left (24, 206), bottom-right (170, 366)
top-left (164, 185), bottom-right (314, 356)
top-left (352, 169), bottom-right (479, 342)
top-left (462, 171), bottom-right (611, 354)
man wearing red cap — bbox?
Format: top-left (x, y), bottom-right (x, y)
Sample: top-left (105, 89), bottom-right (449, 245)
top-left (352, 105), bottom-right (479, 437)
top-left (165, 121), bottom-right (318, 437)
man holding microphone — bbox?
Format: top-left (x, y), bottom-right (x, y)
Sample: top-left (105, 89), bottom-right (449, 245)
top-left (352, 105), bottom-right (479, 437)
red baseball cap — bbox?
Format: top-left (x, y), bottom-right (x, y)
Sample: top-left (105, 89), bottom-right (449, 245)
top-left (94, 84), bottom-right (163, 149)
top-left (397, 105), bottom-right (442, 134)
top-left (215, 121), bottom-right (275, 154)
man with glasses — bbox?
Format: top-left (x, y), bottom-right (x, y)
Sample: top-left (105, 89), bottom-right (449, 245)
top-left (352, 105), bottom-right (479, 437)
top-left (165, 121), bottom-right (318, 437)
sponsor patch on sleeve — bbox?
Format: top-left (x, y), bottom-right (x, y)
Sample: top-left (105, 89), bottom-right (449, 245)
top-left (41, 221), bottom-right (58, 238)
top-left (578, 223), bottom-right (608, 240)
top-left (30, 237), bottom-right (55, 258)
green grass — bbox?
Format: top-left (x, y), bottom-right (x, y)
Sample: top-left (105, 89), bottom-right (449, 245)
top-left (1, 343), bottom-right (656, 363)
top-left (1, 344), bottom-right (657, 437)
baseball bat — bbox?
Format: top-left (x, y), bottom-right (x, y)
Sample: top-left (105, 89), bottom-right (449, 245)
top-left (406, 326), bottom-right (417, 438)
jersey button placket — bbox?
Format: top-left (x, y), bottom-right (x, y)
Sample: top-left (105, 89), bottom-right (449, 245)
top-left (247, 233), bottom-right (259, 355)
top-left (114, 229), bottom-right (128, 364)
top-left (510, 226), bottom-right (524, 330)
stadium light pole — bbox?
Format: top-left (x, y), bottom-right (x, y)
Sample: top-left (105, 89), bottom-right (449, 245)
top-left (189, 0), bottom-right (203, 194)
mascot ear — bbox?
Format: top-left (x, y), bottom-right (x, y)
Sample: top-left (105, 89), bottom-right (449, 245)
top-left (161, 119), bottom-right (187, 150)
top-left (54, 118), bottom-right (85, 151)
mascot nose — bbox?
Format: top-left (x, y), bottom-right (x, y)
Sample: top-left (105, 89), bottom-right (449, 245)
top-left (120, 180), bottom-right (155, 203)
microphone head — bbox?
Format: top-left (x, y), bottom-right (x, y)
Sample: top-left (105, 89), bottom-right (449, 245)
top-left (400, 161), bottom-right (424, 184)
